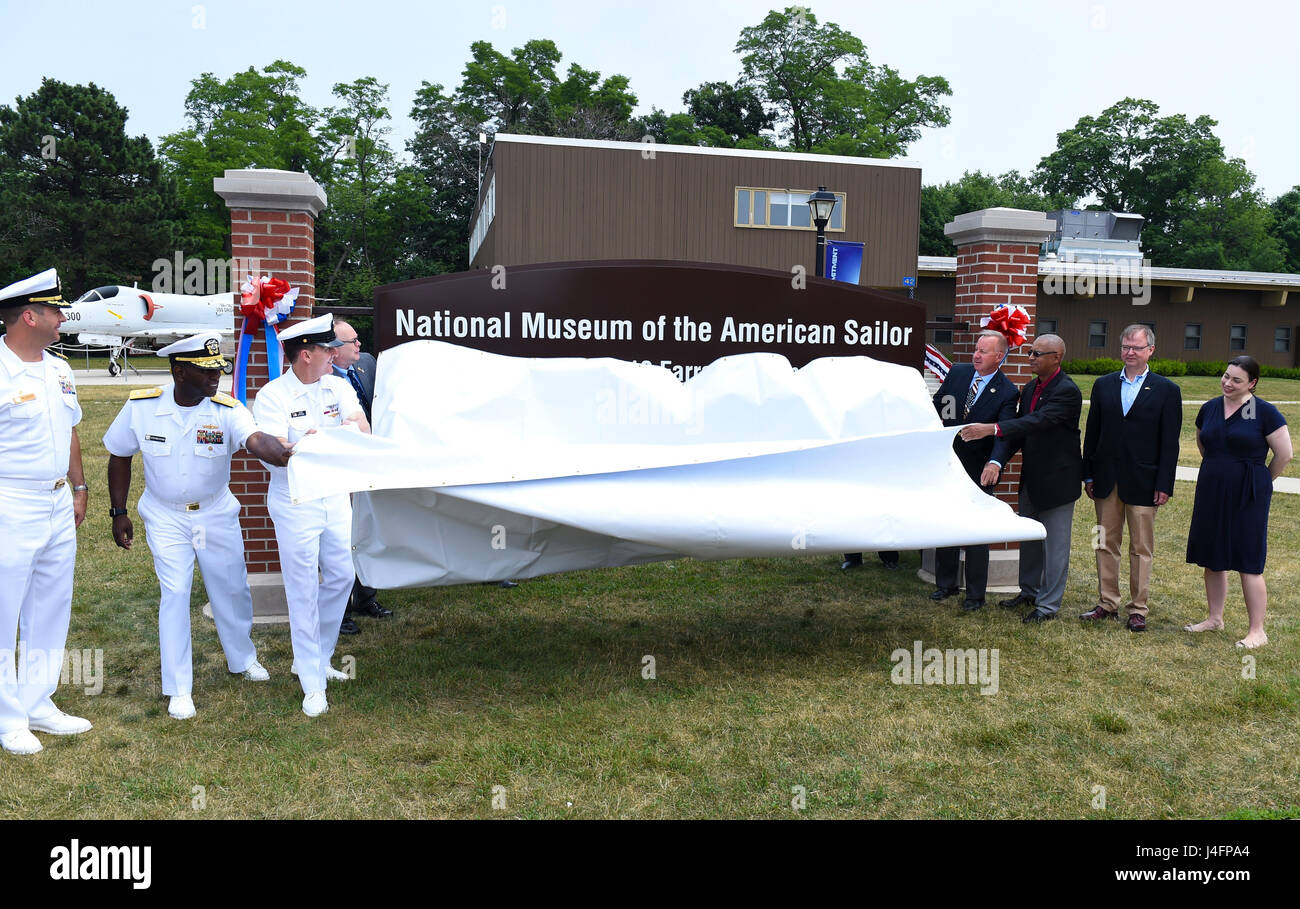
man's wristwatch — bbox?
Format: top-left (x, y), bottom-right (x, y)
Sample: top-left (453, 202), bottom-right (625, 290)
top-left (72, 483), bottom-right (88, 493)
top-left (109, 507), bottom-right (128, 518)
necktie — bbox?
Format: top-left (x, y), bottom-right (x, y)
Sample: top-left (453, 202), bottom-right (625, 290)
top-left (963, 376), bottom-right (979, 419)
top-left (346, 367), bottom-right (369, 411)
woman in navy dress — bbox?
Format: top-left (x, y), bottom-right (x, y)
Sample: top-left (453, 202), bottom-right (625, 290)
top-left (1185, 356), bottom-right (1293, 648)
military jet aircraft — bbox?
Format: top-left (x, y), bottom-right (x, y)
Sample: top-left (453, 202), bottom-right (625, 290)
top-left (60, 285), bottom-right (235, 375)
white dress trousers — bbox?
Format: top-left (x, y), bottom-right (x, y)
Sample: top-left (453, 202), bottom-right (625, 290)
top-left (135, 489), bottom-right (257, 695)
top-left (0, 339), bottom-right (82, 734)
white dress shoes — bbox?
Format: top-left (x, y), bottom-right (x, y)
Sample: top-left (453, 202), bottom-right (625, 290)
top-left (1, 729), bottom-right (43, 754)
top-left (241, 659), bottom-right (270, 681)
top-left (168, 695), bottom-right (196, 719)
top-left (302, 691), bottom-right (328, 717)
top-left (28, 710), bottom-right (93, 735)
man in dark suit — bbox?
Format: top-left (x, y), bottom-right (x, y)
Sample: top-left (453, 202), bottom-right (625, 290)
top-left (1079, 325), bottom-right (1182, 632)
top-left (961, 334), bottom-right (1083, 623)
top-left (331, 319), bottom-right (390, 630)
top-left (925, 330), bottom-right (1019, 611)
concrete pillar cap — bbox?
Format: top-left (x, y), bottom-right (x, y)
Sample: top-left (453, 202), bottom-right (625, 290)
top-left (214, 168), bottom-right (327, 217)
top-left (945, 207), bottom-right (1055, 247)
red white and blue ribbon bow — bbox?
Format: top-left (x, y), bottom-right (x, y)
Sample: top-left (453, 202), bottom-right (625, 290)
top-left (980, 303), bottom-right (1031, 350)
top-left (232, 275), bottom-right (300, 403)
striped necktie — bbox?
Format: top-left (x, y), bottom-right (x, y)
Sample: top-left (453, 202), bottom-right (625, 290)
top-left (963, 375), bottom-right (980, 419)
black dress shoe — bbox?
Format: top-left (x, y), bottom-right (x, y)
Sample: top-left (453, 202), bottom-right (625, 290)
top-left (354, 600), bottom-right (392, 618)
top-left (878, 551), bottom-right (900, 570)
top-left (962, 598), bottom-right (985, 612)
top-left (1022, 607), bottom-right (1056, 624)
top-left (929, 587), bottom-right (960, 601)
top-left (999, 594), bottom-right (1034, 610)
top-left (498, 580), bottom-right (519, 589)
top-left (339, 617), bottom-right (361, 635)
top-left (840, 556), bottom-right (864, 570)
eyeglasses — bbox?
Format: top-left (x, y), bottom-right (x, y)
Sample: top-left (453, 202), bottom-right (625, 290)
top-left (344, 338), bottom-right (362, 346)
top-left (1027, 350), bottom-right (1059, 358)
top-left (1120, 345), bottom-right (1151, 353)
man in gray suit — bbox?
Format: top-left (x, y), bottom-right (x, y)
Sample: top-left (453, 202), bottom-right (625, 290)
top-left (331, 320), bottom-right (389, 629)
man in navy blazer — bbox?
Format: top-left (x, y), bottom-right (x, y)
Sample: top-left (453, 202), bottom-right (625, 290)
top-left (962, 334), bottom-right (1083, 623)
top-left (927, 330), bottom-right (1019, 610)
top-left (1079, 325), bottom-right (1181, 632)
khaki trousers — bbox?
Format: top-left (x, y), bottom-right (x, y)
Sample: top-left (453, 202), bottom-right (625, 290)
top-left (1094, 489), bottom-right (1156, 617)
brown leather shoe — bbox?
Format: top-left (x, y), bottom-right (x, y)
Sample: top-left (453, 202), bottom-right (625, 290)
top-left (1126, 614), bottom-right (1147, 632)
top-left (1079, 605), bottom-right (1119, 621)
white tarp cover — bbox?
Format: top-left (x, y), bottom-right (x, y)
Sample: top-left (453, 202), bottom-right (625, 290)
top-left (287, 341), bottom-right (1045, 588)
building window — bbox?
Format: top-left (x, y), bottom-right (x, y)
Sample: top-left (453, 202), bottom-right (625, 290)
top-left (1088, 320), bottom-right (1107, 348)
top-left (1230, 324), bottom-right (1247, 351)
top-left (1276, 326), bottom-right (1292, 353)
top-left (735, 187), bottom-right (845, 231)
top-left (934, 314), bottom-right (954, 346)
top-left (469, 173), bottom-right (495, 263)
top-left (1184, 323), bottom-right (1202, 351)
top-left (1038, 318), bottom-right (1058, 336)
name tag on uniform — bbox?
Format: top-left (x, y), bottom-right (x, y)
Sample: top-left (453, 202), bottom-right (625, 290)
top-left (59, 377), bottom-right (75, 395)
top-left (291, 409), bottom-right (307, 418)
top-left (196, 428), bottom-right (224, 445)
top-left (12, 392), bottom-right (36, 404)
top-left (146, 434), bottom-right (167, 443)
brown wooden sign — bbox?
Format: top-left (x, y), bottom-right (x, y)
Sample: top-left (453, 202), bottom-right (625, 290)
top-left (374, 259), bottom-right (925, 378)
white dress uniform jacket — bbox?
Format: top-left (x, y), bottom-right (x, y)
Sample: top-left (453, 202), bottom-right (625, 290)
top-left (252, 371), bottom-right (361, 697)
top-left (103, 386), bottom-right (264, 695)
top-left (0, 338), bottom-right (81, 734)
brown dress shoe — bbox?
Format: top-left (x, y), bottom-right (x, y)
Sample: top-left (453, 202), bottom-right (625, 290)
top-left (1126, 614), bottom-right (1147, 632)
top-left (1079, 605), bottom-right (1119, 621)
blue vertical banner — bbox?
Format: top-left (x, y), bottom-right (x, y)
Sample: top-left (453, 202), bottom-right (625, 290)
top-left (824, 240), bottom-right (865, 285)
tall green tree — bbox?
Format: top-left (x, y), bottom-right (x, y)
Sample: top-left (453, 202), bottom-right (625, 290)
top-left (734, 6), bottom-right (950, 156)
top-left (160, 61), bottom-right (321, 267)
top-left (1034, 97), bottom-right (1283, 270)
top-left (0, 78), bottom-right (180, 293)
top-left (317, 77), bottom-right (398, 302)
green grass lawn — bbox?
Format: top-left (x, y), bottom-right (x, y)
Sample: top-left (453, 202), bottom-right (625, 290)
top-left (1, 381), bottom-right (1296, 819)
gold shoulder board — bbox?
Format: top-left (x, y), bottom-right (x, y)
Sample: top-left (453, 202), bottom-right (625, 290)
top-left (129, 387), bottom-right (164, 400)
top-left (211, 392), bottom-right (238, 407)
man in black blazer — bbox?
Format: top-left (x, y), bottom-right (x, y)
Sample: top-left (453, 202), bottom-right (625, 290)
top-left (1079, 325), bottom-right (1182, 632)
top-left (926, 330), bottom-right (1019, 610)
top-left (961, 334), bottom-right (1083, 623)
top-left (331, 320), bottom-right (390, 630)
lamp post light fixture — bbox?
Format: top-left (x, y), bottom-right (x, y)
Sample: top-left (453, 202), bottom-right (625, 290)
top-left (808, 186), bottom-right (838, 278)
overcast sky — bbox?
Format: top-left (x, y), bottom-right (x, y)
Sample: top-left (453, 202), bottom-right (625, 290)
top-left (1, 0), bottom-right (1294, 197)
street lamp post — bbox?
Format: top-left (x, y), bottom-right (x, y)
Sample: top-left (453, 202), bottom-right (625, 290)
top-left (808, 186), bottom-right (839, 278)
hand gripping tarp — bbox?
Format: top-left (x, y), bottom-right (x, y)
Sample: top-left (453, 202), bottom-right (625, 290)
top-left (286, 341), bottom-right (1045, 588)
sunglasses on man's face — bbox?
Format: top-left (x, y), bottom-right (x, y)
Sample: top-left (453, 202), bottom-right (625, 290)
top-left (1028, 349), bottom-right (1059, 358)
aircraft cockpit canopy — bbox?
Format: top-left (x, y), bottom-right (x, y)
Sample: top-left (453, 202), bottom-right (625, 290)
top-left (74, 286), bottom-right (121, 303)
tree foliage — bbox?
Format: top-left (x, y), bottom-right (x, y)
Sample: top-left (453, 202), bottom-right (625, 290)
top-left (920, 171), bottom-right (1072, 256)
top-left (1034, 98), bottom-right (1284, 270)
top-left (159, 61), bottom-right (322, 266)
top-left (734, 6), bottom-right (950, 156)
top-left (0, 78), bottom-right (180, 293)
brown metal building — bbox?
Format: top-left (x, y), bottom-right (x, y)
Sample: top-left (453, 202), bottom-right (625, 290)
top-left (469, 133), bottom-right (920, 289)
top-left (468, 134), bottom-right (1300, 369)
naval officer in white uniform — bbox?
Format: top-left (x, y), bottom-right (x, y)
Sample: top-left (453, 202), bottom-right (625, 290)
top-left (252, 314), bottom-right (369, 717)
top-left (103, 333), bottom-right (294, 719)
top-left (0, 269), bottom-right (93, 756)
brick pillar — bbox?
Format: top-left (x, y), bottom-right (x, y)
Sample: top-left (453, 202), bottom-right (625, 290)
top-left (933, 208), bottom-right (1054, 588)
top-left (214, 169), bottom-right (327, 619)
